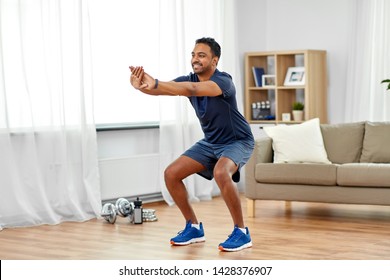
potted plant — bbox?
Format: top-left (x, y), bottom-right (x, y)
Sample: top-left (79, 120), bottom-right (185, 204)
top-left (292, 102), bottom-right (304, 121)
top-left (381, 79), bottom-right (390, 91)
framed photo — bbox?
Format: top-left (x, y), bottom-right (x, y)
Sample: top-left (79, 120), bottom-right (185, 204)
top-left (284, 67), bottom-right (305, 86)
top-left (262, 75), bottom-right (276, 88)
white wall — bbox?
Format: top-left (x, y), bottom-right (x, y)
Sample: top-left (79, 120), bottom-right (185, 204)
top-left (99, 0), bottom-right (355, 200)
top-left (237, 0), bottom-right (353, 124)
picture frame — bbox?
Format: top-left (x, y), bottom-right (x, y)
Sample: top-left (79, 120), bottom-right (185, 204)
top-left (284, 67), bottom-right (305, 86)
top-left (262, 74), bottom-right (276, 88)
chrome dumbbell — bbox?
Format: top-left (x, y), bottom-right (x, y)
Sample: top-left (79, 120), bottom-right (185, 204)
top-left (115, 198), bottom-right (134, 221)
top-left (101, 203), bottom-right (117, 224)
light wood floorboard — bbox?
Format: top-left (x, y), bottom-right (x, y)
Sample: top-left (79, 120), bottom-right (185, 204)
top-left (1, 194), bottom-right (390, 260)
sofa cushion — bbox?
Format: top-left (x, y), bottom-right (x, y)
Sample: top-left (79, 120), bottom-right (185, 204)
top-left (320, 122), bottom-right (365, 164)
top-left (263, 118), bottom-right (331, 164)
top-left (360, 122), bottom-right (390, 163)
top-left (337, 163), bottom-right (390, 187)
top-left (255, 163), bottom-right (337, 185)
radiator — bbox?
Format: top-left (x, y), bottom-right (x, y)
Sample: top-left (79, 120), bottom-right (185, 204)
top-left (98, 153), bottom-right (161, 201)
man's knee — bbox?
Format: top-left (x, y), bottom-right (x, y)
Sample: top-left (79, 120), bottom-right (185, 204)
top-left (214, 157), bottom-right (237, 186)
top-left (164, 165), bottom-right (177, 184)
top-left (213, 166), bottom-right (231, 186)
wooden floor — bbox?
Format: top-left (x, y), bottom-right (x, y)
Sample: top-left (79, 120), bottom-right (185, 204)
top-left (1, 194), bottom-right (390, 260)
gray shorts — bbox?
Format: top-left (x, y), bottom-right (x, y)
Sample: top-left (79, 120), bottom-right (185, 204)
top-left (182, 139), bottom-right (254, 183)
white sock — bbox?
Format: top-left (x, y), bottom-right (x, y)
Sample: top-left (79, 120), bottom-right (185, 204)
top-left (191, 223), bottom-right (200, 230)
top-left (239, 227), bottom-right (246, 234)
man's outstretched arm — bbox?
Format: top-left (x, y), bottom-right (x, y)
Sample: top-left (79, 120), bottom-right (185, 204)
top-left (129, 66), bottom-right (222, 97)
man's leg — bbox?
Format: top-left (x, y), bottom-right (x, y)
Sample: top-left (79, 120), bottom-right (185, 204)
top-left (214, 156), bottom-right (252, 251)
top-left (164, 155), bottom-right (206, 224)
top-left (213, 157), bottom-right (244, 228)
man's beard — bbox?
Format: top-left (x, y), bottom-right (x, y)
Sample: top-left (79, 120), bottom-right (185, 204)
top-left (192, 63), bottom-right (210, 74)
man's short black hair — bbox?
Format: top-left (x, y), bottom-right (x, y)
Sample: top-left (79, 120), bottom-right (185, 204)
top-left (195, 37), bottom-right (221, 59)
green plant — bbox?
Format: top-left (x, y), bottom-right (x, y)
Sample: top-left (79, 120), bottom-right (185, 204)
top-left (381, 79), bottom-right (390, 91)
top-left (292, 102), bottom-right (304, 111)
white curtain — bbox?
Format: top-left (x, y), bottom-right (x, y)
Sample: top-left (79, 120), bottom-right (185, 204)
top-left (0, 0), bottom-right (101, 230)
top-left (157, 0), bottom-right (241, 205)
top-left (344, 0), bottom-right (390, 122)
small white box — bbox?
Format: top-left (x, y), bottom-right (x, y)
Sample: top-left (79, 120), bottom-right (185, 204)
top-left (282, 113), bottom-right (291, 121)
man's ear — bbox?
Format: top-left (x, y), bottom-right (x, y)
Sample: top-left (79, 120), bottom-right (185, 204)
top-left (213, 56), bottom-right (219, 66)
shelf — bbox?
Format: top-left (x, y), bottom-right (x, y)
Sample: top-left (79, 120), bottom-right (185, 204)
top-left (244, 50), bottom-right (328, 125)
top-left (248, 87), bottom-right (275, 90)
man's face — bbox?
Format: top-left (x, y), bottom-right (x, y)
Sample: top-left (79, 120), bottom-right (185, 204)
top-left (191, 43), bottom-right (218, 74)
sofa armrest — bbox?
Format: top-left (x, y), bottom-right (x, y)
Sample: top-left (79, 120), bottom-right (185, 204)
top-left (254, 137), bottom-right (273, 163)
top-left (245, 137), bottom-right (273, 197)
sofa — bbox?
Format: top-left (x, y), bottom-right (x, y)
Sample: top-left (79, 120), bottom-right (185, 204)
top-left (245, 119), bottom-right (390, 217)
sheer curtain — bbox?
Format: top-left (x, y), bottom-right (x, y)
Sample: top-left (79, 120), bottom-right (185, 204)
top-left (157, 0), bottom-right (240, 205)
top-left (344, 0), bottom-right (390, 122)
top-left (0, 0), bottom-right (101, 230)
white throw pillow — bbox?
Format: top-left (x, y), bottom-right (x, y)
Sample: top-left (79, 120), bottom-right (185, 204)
top-left (263, 118), bottom-right (331, 164)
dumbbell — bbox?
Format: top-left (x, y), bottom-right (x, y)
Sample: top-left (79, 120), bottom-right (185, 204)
top-left (115, 198), bottom-right (134, 222)
top-left (101, 203), bottom-right (117, 224)
top-left (143, 209), bottom-right (158, 222)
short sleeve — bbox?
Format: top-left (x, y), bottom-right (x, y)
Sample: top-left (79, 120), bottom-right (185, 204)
top-left (210, 71), bottom-right (235, 98)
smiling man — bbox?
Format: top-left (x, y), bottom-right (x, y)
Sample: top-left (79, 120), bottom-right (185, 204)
top-left (129, 37), bottom-right (254, 252)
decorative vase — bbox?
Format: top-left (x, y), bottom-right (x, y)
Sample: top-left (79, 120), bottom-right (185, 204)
top-left (292, 110), bottom-right (304, 121)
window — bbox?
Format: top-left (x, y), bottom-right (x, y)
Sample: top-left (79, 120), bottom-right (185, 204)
top-left (1, 0), bottom-right (224, 129)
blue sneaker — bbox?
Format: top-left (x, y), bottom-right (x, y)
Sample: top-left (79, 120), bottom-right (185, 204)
top-left (218, 226), bottom-right (252, 252)
top-left (170, 221), bottom-right (205, 245)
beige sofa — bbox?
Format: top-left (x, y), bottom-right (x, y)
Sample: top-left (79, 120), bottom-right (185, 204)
top-left (245, 121), bottom-right (390, 217)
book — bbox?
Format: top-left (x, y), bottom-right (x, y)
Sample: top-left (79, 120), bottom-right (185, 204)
top-left (252, 67), bottom-right (265, 87)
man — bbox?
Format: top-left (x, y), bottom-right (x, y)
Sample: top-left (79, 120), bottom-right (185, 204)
top-left (129, 37), bottom-right (254, 252)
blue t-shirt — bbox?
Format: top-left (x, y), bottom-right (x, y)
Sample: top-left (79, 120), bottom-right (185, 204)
top-left (174, 69), bottom-right (253, 144)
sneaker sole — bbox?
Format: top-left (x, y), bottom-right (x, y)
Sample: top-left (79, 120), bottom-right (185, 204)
top-left (218, 241), bottom-right (252, 252)
top-left (170, 236), bottom-right (206, 246)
